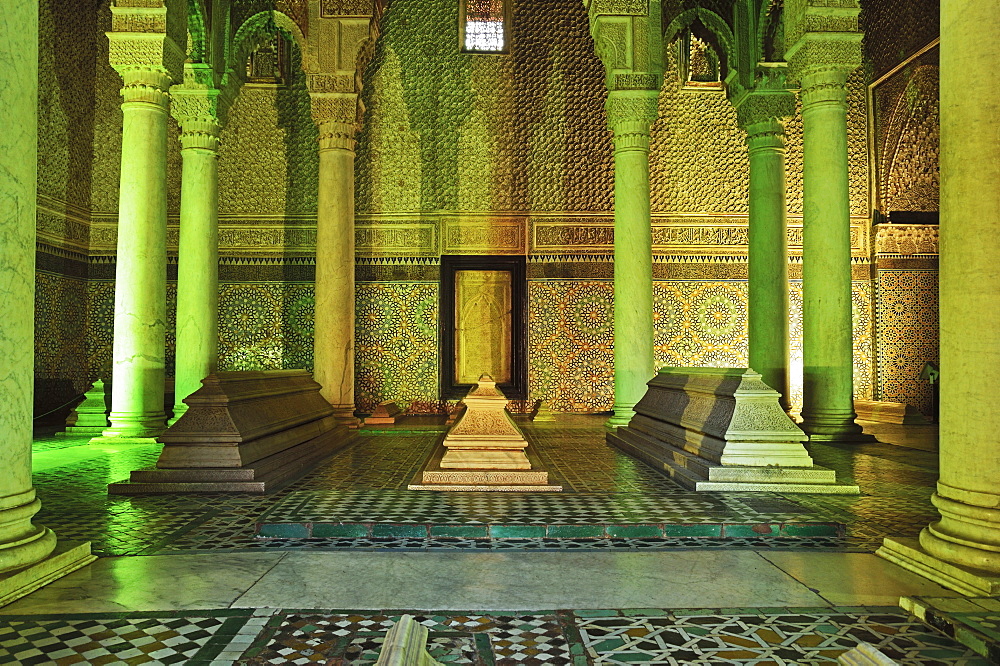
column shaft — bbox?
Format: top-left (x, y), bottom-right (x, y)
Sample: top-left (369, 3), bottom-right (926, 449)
top-left (746, 119), bottom-right (790, 407)
top-left (171, 121), bottom-right (220, 422)
top-left (798, 70), bottom-right (864, 440)
top-left (104, 70), bottom-right (171, 438)
top-left (919, 0), bottom-right (1000, 572)
top-left (0, 0), bottom-right (57, 573)
top-left (607, 115), bottom-right (655, 427)
top-left (313, 122), bottom-right (359, 425)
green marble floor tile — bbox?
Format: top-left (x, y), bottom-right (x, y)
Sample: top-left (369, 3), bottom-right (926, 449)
top-left (312, 523), bottom-right (370, 538)
top-left (547, 525), bottom-right (604, 538)
top-left (371, 523), bottom-right (428, 538)
top-left (490, 525), bottom-right (547, 539)
top-left (605, 524), bottom-right (663, 538)
top-left (662, 524), bottom-right (722, 537)
top-left (430, 524), bottom-right (490, 538)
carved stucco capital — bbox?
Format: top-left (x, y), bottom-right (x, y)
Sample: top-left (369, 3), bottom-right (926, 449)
top-left (107, 1), bottom-right (186, 82)
top-left (589, 10), bottom-right (663, 89)
top-left (170, 85), bottom-right (227, 151)
top-left (117, 68), bottom-right (172, 109)
top-left (782, 0), bottom-right (862, 87)
top-left (732, 89), bottom-right (796, 131)
top-left (606, 90), bottom-right (658, 151)
top-left (317, 119), bottom-right (358, 152)
top-left (310, 91), bottom-right (362, 128)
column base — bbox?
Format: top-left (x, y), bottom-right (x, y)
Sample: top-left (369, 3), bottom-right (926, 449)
top-left (167, 402), bottom-right (188, 427)
top-left (799, 412), bottom-right (876, 443)
top-left (89, 436), bottom-right (161, 446)
top-left (103, 412), bottom-right (167, 439)
top-left (330, 406), bottom-right (361, 429)
top-left (0, 540), bottom-right (96, 608)
top-left (877, 536), bottom-right (1000, 596)
top-left (604, 407), bottom-right (634, 431)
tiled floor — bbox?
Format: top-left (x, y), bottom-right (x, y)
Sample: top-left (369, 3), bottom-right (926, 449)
top-left (28, 417), bottom-right (939, 556)
top-left (4, 417), bottom-right (982, 664)
top-left (0, 607), bottom-right (987, 665)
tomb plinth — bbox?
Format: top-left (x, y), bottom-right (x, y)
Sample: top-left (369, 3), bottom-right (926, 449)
top-left (607, 367), bottom-right (859, 493)
top-left (58, 379), bottom-right (109, 437)
top-left (108, 370), bottom-right (355, 494)
top-left (409, 376), bottom-right (561, 491)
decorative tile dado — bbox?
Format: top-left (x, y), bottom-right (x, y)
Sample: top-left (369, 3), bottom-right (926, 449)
top-left (875, 270), bottom-right (938, 416)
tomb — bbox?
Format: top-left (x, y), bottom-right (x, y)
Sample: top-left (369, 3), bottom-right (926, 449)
top-left (409, 375), bottom-right (561, 491)
top-left (58, 379), bottom-right (108, 437)
top-left (607, 367), bottom-right (859, 493)
top-left (365, 401), bottom-right (405, 425)
top-left (108, 370), bottom-right (354, 494)
top-left (854, 400), bottom-right (929, 425)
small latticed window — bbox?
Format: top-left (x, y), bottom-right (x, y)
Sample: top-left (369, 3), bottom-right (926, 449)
top-left (462, 0), bottom-right (507, 53)
top-left (246, 33), bottom-right (288, 85)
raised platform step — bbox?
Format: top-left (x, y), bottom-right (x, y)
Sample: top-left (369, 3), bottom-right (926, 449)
top-left (109, 430), bottom-right (356, 494)
top-left (611, 427), bottom-right (859, 494)
top-left (901, 594), bottom-right (1000, 663)
top-left (255, 520), bottom-right (845, 540)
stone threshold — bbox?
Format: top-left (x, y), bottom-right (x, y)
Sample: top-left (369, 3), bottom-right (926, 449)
top-left (255, 521), bottom-right (844, 540)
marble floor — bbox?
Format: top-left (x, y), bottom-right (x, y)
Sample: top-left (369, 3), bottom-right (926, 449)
top-left (0, 417), bottom-right (988, 664)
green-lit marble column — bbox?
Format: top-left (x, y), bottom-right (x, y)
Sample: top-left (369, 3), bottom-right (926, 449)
top-left (738, 99), bottom-right (794, 408)
top-left (170, 118), bottom-right (221, 423)
top-left (0, 1), bottom-right (95, 604)
top-left (878, 0), bottom-right (1000, 594)
top-left (796, 69), bottom-right (866, 441)
top-left (605, 91), bottom-right (659, 428)
top-left (313, 120), bottom-right (360, 426)
top-left (103, 70), bottom-right (172, 438)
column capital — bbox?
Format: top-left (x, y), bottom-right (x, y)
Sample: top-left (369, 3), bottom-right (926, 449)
top-left (317, 119), bottom-right (358, 152)
top-left (170, 85), bottom-right (228, 151)
top-left (106, 32), bottom-right (185, 85)
top-left (118, 68), bottom-right (171, 109)
top-left (606, 88), bottom-right (658, 129)
top-left (732, 90), bottom-right (796, 132)
top-left (783, 0), bottom-right (861, 86)
top-left (310, 91), bottom-right (361, 129)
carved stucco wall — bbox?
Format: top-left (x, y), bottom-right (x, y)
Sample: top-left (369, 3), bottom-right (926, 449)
top-left (37, 0), bottom-right (99, 214)
top-left (356, 0), bottom-right (613, 213)
top-left (218, 43), bottom-right (319, 217)
top-left (861, 0), bottom-right (938, 81)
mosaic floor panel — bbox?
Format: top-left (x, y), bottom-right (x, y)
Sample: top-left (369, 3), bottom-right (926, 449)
top-left (0, 610), bottom-right (250, 665)
top-left (30, 418), bottom-right (938, 555)
top-left (1, 608), bottom-right (985, 665)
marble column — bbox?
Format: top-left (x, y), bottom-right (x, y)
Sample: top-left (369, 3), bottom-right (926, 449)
top-left (605, 91), bottom-right (659, 428)
top-left (878, 0), bottom-right (1000, 594)
top-left (0, 1), bottom-right (94, 604)
top-left (170, 118), bottom-right (221, 423)
top-left (313, 120), bottom-right (360, 426)
top-left (741, 110), bottom-right (792, 408)
top-left (796, 69), bottom-right (866, 441)
top-left (101, 69), bottom-right (172, 439)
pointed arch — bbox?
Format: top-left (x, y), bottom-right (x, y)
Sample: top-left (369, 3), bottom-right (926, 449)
top-left (663, 8), bottom-right (737, 81)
